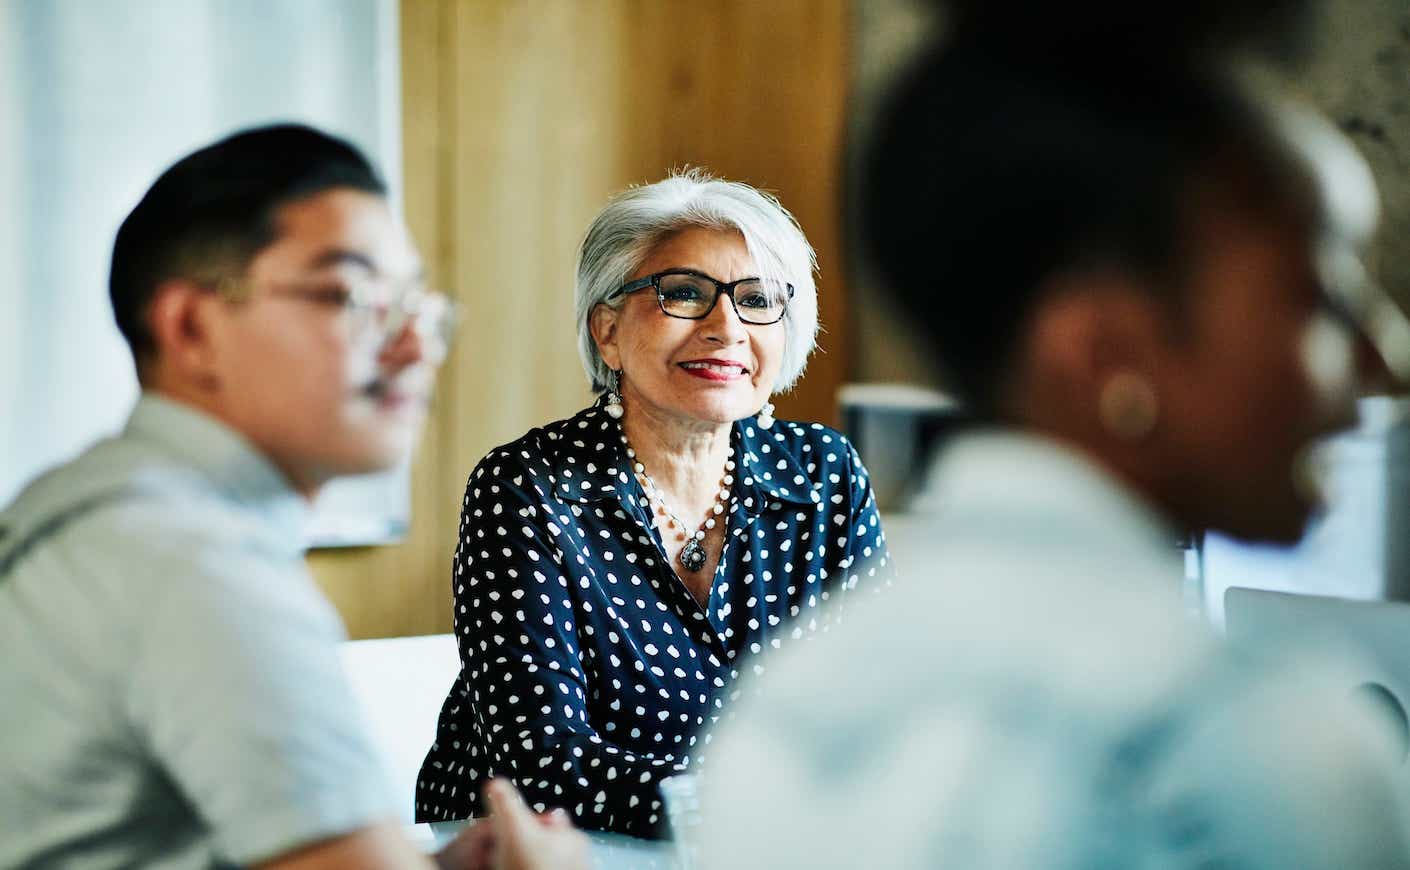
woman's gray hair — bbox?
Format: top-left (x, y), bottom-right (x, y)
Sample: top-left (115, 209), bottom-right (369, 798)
top-left (575, 169), bottom-right (820, 393)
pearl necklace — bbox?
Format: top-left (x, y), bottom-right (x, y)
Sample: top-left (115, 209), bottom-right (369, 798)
top-left (619, 431), bottom-right (735, 573)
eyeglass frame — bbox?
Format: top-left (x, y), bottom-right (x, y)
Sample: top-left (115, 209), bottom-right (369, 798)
top-left (208, 273), bottom-right (458, 353)
top-left (610, 268), bottom-right (795, 325)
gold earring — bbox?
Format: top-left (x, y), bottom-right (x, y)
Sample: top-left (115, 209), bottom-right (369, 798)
top-left (1098, 371), bottom-right (1159, 442)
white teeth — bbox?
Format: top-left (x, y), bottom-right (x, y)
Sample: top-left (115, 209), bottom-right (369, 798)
top-left (682, 362), bottom-right (747, 374)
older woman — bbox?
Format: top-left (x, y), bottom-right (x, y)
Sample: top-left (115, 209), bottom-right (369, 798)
top-left (414, 171), bottom-right (893, 836)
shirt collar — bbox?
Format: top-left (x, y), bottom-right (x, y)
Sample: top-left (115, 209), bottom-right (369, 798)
top-left (562, 398), bottom-right (820, 513)
top-left (545, 400), bottom-right (635, 504)
top-left (915, 429), bottom-right (1180, 563)
top-left (125, 392), bottom-right (309, 547)
top-left (733, 417), bottom-right (822, 513)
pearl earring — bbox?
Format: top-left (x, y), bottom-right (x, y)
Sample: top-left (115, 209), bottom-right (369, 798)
top-left (1098, 372), bottom-right (1158, 442)
top-left (604, 370), bottom-right (625, 419)
top-left (758, 400), bottom-right (776, 428)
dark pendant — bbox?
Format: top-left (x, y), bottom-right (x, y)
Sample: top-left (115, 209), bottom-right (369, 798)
top-left (680, 538), bottom-right (708, 572)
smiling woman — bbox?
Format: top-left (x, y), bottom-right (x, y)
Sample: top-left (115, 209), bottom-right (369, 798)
top-left (413, 171), bottom-right (896, 837)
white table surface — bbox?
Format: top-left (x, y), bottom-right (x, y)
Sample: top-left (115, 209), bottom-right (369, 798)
top-left (341, 633), bottom-right (462, 822)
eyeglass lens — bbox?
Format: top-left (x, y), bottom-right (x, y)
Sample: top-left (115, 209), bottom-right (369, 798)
top-left (657, 273), bottom-right (788, 323)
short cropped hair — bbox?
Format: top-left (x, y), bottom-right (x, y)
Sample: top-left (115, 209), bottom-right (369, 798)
top-left (575, 169), bottom-right (820, 393)
top-left (859, 41), bottom-right (1293, 415)
top-left (109, 123), bottom-right (386, 367)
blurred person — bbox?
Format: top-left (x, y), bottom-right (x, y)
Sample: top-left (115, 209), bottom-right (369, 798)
top-left (696, 23), bottom-right (1410, 870)
top-left (415, 171), bottom-right (895, 837)
top-left (0, 125), bottom-right (568, 870)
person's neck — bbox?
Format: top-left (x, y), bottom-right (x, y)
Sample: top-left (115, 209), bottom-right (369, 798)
top-left (1006, 398), bottom-right (1185, 536)
top-left (143, 377), bottom-right (323, 503)
top-left (619, 399), bottom-right (733, 520)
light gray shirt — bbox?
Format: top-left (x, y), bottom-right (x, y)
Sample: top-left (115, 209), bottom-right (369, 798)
top-left (699, 432), bottom-right (1410, 869)
top-left (0, 394), bottom-right (395, 868)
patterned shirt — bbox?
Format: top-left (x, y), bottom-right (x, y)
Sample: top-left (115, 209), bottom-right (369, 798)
top-left (415, 400), bottom-right (894, 836)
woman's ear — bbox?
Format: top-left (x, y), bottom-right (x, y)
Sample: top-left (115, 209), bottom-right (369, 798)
top-left (1053, 280), bottom-right (1168, 444)
top-left (1009, 271), bottom-right (1168, 433)
top-left (589, 303), bottom-right (622, 371)
top-left (1028, 272), bottom-right (1165, 389)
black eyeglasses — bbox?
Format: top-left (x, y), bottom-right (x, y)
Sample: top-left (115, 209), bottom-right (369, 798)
top-left (611, 269), bottom-right (794, 325)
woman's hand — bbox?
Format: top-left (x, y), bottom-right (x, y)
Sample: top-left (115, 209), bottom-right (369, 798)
top-left (436, 780), bottom-right (590, 870)
top-left (485, 779), bottom-right (591, 870)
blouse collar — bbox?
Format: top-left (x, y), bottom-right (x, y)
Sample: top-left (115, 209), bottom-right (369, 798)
top-left (551, 398), bottom-right (821, 515)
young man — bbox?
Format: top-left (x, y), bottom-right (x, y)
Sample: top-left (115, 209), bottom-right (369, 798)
top-left (0, 125), bottom-right (584, 870)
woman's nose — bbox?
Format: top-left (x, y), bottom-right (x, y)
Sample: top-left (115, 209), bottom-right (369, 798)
top-left (701, 290), bottom-right (748, 343)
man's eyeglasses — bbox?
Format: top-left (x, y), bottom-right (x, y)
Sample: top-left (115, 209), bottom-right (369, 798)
top-left (214, 275), bottom-right (458, 355)
top-left (610, 269), bottom-right (793, 325)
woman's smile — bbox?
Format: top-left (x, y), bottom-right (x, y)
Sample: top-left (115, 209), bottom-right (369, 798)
top-left (678, 358), bottom-right (752, 381)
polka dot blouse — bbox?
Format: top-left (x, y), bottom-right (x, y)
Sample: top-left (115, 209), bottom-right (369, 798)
top-left (415, 399), bottom-right (894, 837)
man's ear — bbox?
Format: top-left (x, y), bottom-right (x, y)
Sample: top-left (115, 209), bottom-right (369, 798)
top-left (145, 279), bottom-right (222, 387)
top-left (589, 303), bottom-right (622, 371)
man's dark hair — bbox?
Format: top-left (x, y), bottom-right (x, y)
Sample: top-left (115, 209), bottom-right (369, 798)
top-left (109, 123), bottom-right (386, 367)
top-left (858, 37), bottom-right (1294, 415)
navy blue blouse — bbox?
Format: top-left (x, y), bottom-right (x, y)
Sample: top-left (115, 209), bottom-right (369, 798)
top-left (415, 400), bottom-right (893, 837)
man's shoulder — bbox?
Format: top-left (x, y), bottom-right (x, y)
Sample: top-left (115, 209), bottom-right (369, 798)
top-left (29, 469), bottom-right (269, 554)
top-left (2, 434), bottom-right (221, 575)
top-left (3, 452), bottom-right (308, 623)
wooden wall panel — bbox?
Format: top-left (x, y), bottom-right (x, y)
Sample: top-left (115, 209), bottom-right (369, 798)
top-left (615, 1), bottom-right (852, 426)
top-left (310, 0), bottom-right (851, 639)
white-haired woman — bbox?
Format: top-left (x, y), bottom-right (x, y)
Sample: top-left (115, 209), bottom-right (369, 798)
top-left (415, 171), bottom-right (894, 837)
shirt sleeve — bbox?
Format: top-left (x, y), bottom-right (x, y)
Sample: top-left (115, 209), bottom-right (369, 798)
top-left (446, 453), bottom-right (683, 838)
top-left (121, 514), bottom-right (396, 866)
top-left (1124, 654), bottom-right (1410, 869)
